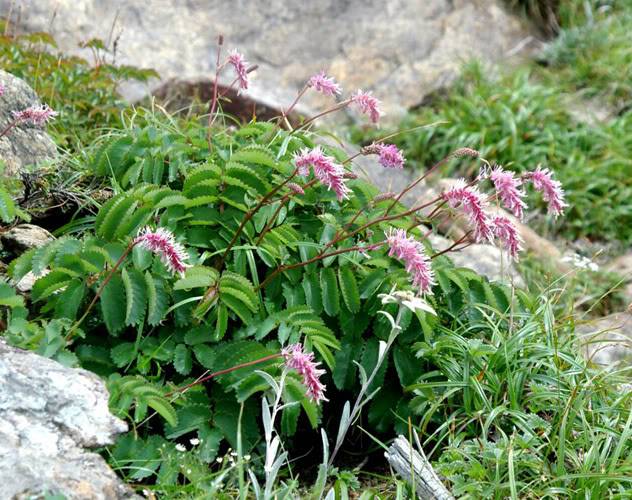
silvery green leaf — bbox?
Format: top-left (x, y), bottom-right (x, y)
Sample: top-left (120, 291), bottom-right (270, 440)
top-left (265, 451), bottom-right (288, 497)
top-left (261, 396), bottom-right (272, 442)
top-left (377, 340), bottom-right (388, 362)
top-left (335, 401), bottom-right (351, 448)
top-left (324, 488), bottom-right (336, 500)
top-left (277, 401), bottom-right (300, 412)
top-left (353, 360), bottom-right (368, 388)
top-left (255, 370), bottom-right (280, 395)
top-left (248, 469), bottom-right (262, 500)
top-left (377, 310), bottom-right (401, 332)
top-left (320, 428), bottom-right (329, 463)
top-left (266, 436), bottom-right (280, 472)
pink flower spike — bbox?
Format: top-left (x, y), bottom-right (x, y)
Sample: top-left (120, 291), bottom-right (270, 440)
top-left (307, 71), bottom-right (342, 97)
top-left (490, 166), bottom-right (527, 219)
top-left (287, 182), bottom-right (305, 195)
top-left (282, 343), bottom-right (327, 403)
top-left (524, 167), bottom-right (568, 218)
top-left (293, 146), bottom-right (351, 201)
top-left (363, 143), bottom-right (405, 169)
top-left (490, 215), bottom-right (522, 260)
top-left (134, 227), bottom-right (191, 276)
top-left (227, 49), bottom-right (249, 92)
top-left (12, 104), bottom-right (58, 126)
top-left (385, 228), bottom-right (435, 295)
top-left (442, 181), bottom-right (493, 243)
top-left (351, 90), bottom-right (382, 123)
top-left (0, 83), bottom-right (5, 97)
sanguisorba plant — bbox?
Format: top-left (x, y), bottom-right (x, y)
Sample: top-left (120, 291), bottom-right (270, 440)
top-left (2, 42), bottom-right (569, 490)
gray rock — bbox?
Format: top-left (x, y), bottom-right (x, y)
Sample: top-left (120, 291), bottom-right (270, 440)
top-left (0, 70), bottom-right (57, 177)
top-left (428, 233), bottom-right (524, 287)
top-left (576, 313), bottom-right (632, 367)
top-left (2, 0), bottom-right (533, 123)
top-left (0, 340), bottom-right (138, 500)
top-left (1, 223), bottom-right (54, 253)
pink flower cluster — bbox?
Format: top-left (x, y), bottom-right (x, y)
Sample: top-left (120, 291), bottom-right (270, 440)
top-left (363, 142), bottom-right (405, 169)
top-left (351, 90), bottom-right (382, 123)
top-left (282, 343), bottom-right (327, 403)
top-left (442, 181), bottom-right (494, 243)
top-left (308, 70), bottom-right (342, 96)
top-left (490, 215), bottom-right (522, 260)
top-left (385, 228), bottom-right (435, 295)
top-left (294, 146), bottom-right (350, 201)
top-left (0, 83), bottom-right (5, 97)
top-left (12, 104), bottom-right (58, 126)
top-left (227, 49), bottom-right (249, 92)
top-left (134, 227), bottom-right (190, 275)
top-left (523, 167), bottom-right (567, 218)
top-left (490, 166), bottom-right (526, 219)
top-left (286, 182), bottom-right (305, 195)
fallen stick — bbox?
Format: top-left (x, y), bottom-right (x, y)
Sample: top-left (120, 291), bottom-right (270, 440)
top-left (385, 435), bottom-right (454, 500)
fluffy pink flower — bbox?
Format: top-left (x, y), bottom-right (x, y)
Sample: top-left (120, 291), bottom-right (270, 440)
top-left (385, 228), bottom-right (435, 295)
top-left (287, 182), bottom-right (305, 195)
top-left (12, 104), bottom-right (58, 126)
top-left (523, 167), bottom-right (567, 218)
top-left (134, 227), bottom-right (190, 276)
top-left (227, 49), bottom-right (249, 92)
top-left (351, 90), bottom-right (382, 123)
top-left (489, 166), bottom-right (527, 219)
top-left (307, 71), bottom-right (342, 96)
top-left (490, 215), bottom-right (522, 260)
top-left (363, 143), bottom-right (405, 169)
top-left (293, 147), bottom-right (350, 201)
top-left (442, 181), bottom-right (493, 242)
top-left (282, 343), bottom-right (327, 403)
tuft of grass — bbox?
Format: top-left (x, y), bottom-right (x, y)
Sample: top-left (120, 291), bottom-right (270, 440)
top-left (410, 296), bottom-right (632, 499)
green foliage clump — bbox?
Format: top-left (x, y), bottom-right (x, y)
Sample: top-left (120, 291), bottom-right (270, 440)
top-left (1, 111), bottom-right (519, 492)
top-left (0, 23), bottom-right (157, 149)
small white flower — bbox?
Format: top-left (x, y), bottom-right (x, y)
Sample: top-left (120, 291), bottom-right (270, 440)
top-left (244, 454), bottom-right (251, 461)
top-left (189, 438), bottom-right (200, 446)
top-left (175, 443), bottom-right (186, 452)
top-left (216, 457), bottom-right (223, 463)
top-left (186, 468), bottom-right (192, 474)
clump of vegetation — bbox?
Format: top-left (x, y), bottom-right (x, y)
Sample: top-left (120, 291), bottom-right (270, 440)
top-left (0, 20), bottom-right (157, 150)
top-left (0, 16), bottom-right (630, 500)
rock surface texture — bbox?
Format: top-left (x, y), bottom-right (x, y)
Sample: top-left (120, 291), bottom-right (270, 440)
top-left (0, 340), bottom-right (138, 499)
top-left (576, 313), bottom-right (632, 367)
top-left (0, 70), bottom-right (57, 177)
top-left (2, 0), bottom-right (532, 122)
top-left (1, 223), bottom-right (54, 253)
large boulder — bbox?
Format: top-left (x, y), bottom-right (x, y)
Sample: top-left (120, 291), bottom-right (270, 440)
top-left (0, 70), bottom-right (57, 178)
top-left (2, 0), bottom-right (533, 123)
top-left (0, 340), bottom-right (138, 499)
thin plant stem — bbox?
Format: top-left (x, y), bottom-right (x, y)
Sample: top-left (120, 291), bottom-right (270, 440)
top-left (207, 34), bottom-right (224, 149)
top-left (65, 242), bottom-right (134, 341)
top-left (0, 119), bottom-right (18, 139)
top-left (215, 169), bottom-right (299, 272)
top-left (165, 353), bottom-right (283, 397)
top-left (328, 307), bottom-right (404, 466)
top-left (259, 242), bottom-right (385, 289)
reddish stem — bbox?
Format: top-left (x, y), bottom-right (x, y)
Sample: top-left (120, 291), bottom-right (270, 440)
top-left (166, 353), bottom-right (283, 397)
top-left (0, 119), bottom-right (18, 139)
top-left (66, 242), bottom-right (135, 341)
